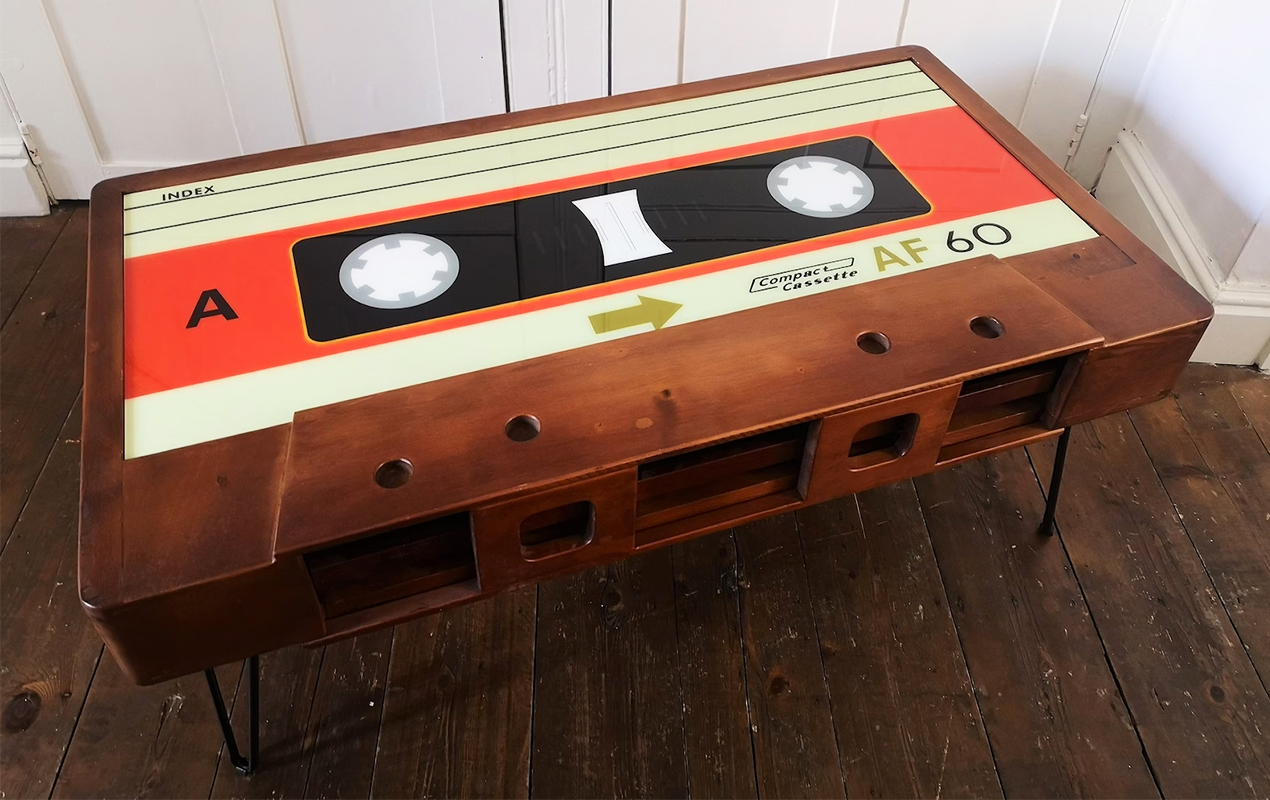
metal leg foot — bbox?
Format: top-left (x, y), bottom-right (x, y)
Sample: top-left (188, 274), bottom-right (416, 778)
top-left (204, 655), bottom-right (259, 774)
top-left (1038, 427), bottom-right (1072, 537)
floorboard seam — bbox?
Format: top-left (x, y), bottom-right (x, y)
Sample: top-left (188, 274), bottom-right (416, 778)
top-left (907, 479), bottom-right (1007, 800)
top-left (296, 646), bottom-right (329, 798)
top-left (0, 391), bottom-right (80, 558)
top-left (0, 209), bottom-right (73, 330)
top-left (666, 546), bottom-right (695, 799)
top-left (44, 644), bottom-right (104, 800)
top-left (789, 508), bottom-right (850, 797)
top-left (367, 626), bottom-right (398, 798)
top-left (1124, 406), bottom-right (1270, 701)
top-left (526, 585), bottom-right (540, 800)
top-left (728, 528), bottom-right (763, 798)
top-left (1022, 431), bottom-right (1166, 799)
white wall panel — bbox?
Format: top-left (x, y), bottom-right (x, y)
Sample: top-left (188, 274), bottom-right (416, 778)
top-left (827, 0), bottom-right (908, 57)
top-left (430, 1), bottom-right (507, 121)
top-left (0, 0), bottom-right (101, 198)
top-left (503, 0), bottom-right (608, 110)
top-left (611, 0), bottom-right (681, 94)
top-left (681, 0), bottom-right (838, 82)
top-left (198, 0), bottom-right (304, 152)
top-left (1017, 0), bottom-right (1128, 166)
top-left (901, 0), bottom-right (1063, 125)
top-left (43, 0), bottom-right (241, 166)
top-left (276, 0), bottom-right (503, 143)
top-left (1131, 0), bottom-right (1270, 277)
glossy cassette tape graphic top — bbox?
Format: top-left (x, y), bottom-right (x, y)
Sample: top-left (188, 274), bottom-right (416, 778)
top-left (120, 59), bottom-right (1098, 459)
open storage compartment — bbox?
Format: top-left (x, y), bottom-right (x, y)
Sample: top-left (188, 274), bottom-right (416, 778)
top-left (634, 422), bottom-right (810, 546)
top-left (304, 512), bottom-right (477, 619)
top-left (938, 357), bottom-right (1066, 463)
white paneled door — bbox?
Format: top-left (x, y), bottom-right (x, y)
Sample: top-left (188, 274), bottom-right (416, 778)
top-left (1, 0), bottom-right (1157, 200)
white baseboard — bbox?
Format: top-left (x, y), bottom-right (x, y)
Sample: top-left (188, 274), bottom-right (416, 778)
top-left (0, 142), bottom-right (49, 216)
top-left (1096, 131), bottom-right (1270, 371)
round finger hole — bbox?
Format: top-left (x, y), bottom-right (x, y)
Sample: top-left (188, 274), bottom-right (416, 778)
top-left (856, 331), bottom-right (891, 355)
top-left (374, 458), bottom-right (413, 489)
top-left (505, 414), bottom-right (541, 442)
top-left (970, 316), bottom-right (1005, 339)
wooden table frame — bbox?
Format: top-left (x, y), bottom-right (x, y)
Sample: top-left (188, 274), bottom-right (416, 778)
top-left (81, 46), bottom-right (1211, 769)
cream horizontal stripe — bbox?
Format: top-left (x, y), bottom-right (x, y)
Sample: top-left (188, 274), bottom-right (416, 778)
top-left (124, 199), bottom-right (1095, 458)
top-left (124, 61), bottom-right (914, 209)
top-left (123, 69), bottom-right (950, 257)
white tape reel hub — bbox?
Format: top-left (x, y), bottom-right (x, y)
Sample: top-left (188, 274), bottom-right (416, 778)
top-left (767, 156), bottom-right (875, 218)
top-left (339, 233), bottom-right (460, 309)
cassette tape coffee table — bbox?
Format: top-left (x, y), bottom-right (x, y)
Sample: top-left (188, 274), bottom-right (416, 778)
top-left (82, 46), bottom-right (1210, 771)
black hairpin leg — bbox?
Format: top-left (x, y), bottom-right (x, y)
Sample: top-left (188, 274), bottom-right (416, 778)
top-left (204, 655), bottom-right (259, 774)
top-left (1038, 427), bottom-right (1072, 537)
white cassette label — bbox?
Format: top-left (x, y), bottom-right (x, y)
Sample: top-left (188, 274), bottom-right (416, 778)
top-left (572, 190), bottom-right (673, 266)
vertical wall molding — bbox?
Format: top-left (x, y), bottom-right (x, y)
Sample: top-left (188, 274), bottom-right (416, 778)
top-left (1097, 132), bottom-right (1270, 368)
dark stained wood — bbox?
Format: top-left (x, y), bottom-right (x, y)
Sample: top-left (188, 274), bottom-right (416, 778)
top-left (732, 513), bottom-right (845, 799)
top-left (798, 487), bottom-right (1002, 800)
top-left (0, 401), bottom-right (103, 800)
top-left (803, 383), bottom-right (960, 503)
top-left (1, 205), bottom-right (72, 326)
top-left (915, 448), bottom-right (1159, 798)
top-left (302, 630), bottom-right (393, 800)
top-left (1223, 366), bottom-right (1270, 446)
top-left (471, 468), bottom-right (637, 592)
top-left (51, 659), bottom-right (240, 799)
top-left (531, 552), bottom-right (688, 799)
top-left (1, 205), bottom-right (88, 549)
top-left (1029, 416), bottom-right (1270, 797)
top-left (1129, 370), bottom-right (1270, 678)
top-left (277, 257), bottom-right (1101, 555)
top-left (371, 589), bottom-right (535, 799)
top-left (670, 533), bottom-right (759, 799)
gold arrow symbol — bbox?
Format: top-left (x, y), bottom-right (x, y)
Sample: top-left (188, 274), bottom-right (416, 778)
top-left (589, 295), bottom-right (683, 334)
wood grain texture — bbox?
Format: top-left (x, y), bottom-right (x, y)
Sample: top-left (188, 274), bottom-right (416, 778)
top-left (732, 513), bottom-right (845, 799)
top-left (277, 257), bottom-right (1101, 554)
top-left (798, 487), bottom-right (1002, 800)
top-left (915, 448), bottom-right (1159, 798)
top-left (1129, 369), bottom-right (1270, 681)
top-left (0, 205), bottom-right (72, 326)
top-left (301, 631), bottom-right (392, 799)
top-left (1029, 416), bottom-right (1270, 797)
top-left (2, 206), bottom-right (87, 549)
top-left (1225, 367), bottom-right (1270, 446)
top-left (371, 590), bottom-right (535, 799)
top-left (0, 401), bottom-right (102, 800)
top-left (670, 533), bottom-right (760, 799)
top-left (531, 552), bottom-right (689, 799)
top-left (50, 659), bottom-right (239, 800)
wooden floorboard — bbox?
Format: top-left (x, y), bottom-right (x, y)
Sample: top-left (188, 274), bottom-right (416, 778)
top-left (1, 206), bottom-right (73, 327)
top-left (915, 448), bottom-right (1159, 798)
top-left (0, 401), bottom-right (101, 800)
top-left (529, 551), bottom-right (688, 799)
top-left (8, 197), bottom-right (1270, 800)
top-left (1029, 416), bottom-right (1270, 797)
top-left (1129, 369), bottom-right (1270, 691)
top-left (798, 487), bottom-right (1001, 799)
top-left (670, 532), bottom-right (760, 799)
top-left (0, 205), bottom-right (89, 550)
top-left (732, 513), bottom-right (845, 799)
top-left (371, 589), bottom-right (535, 799)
